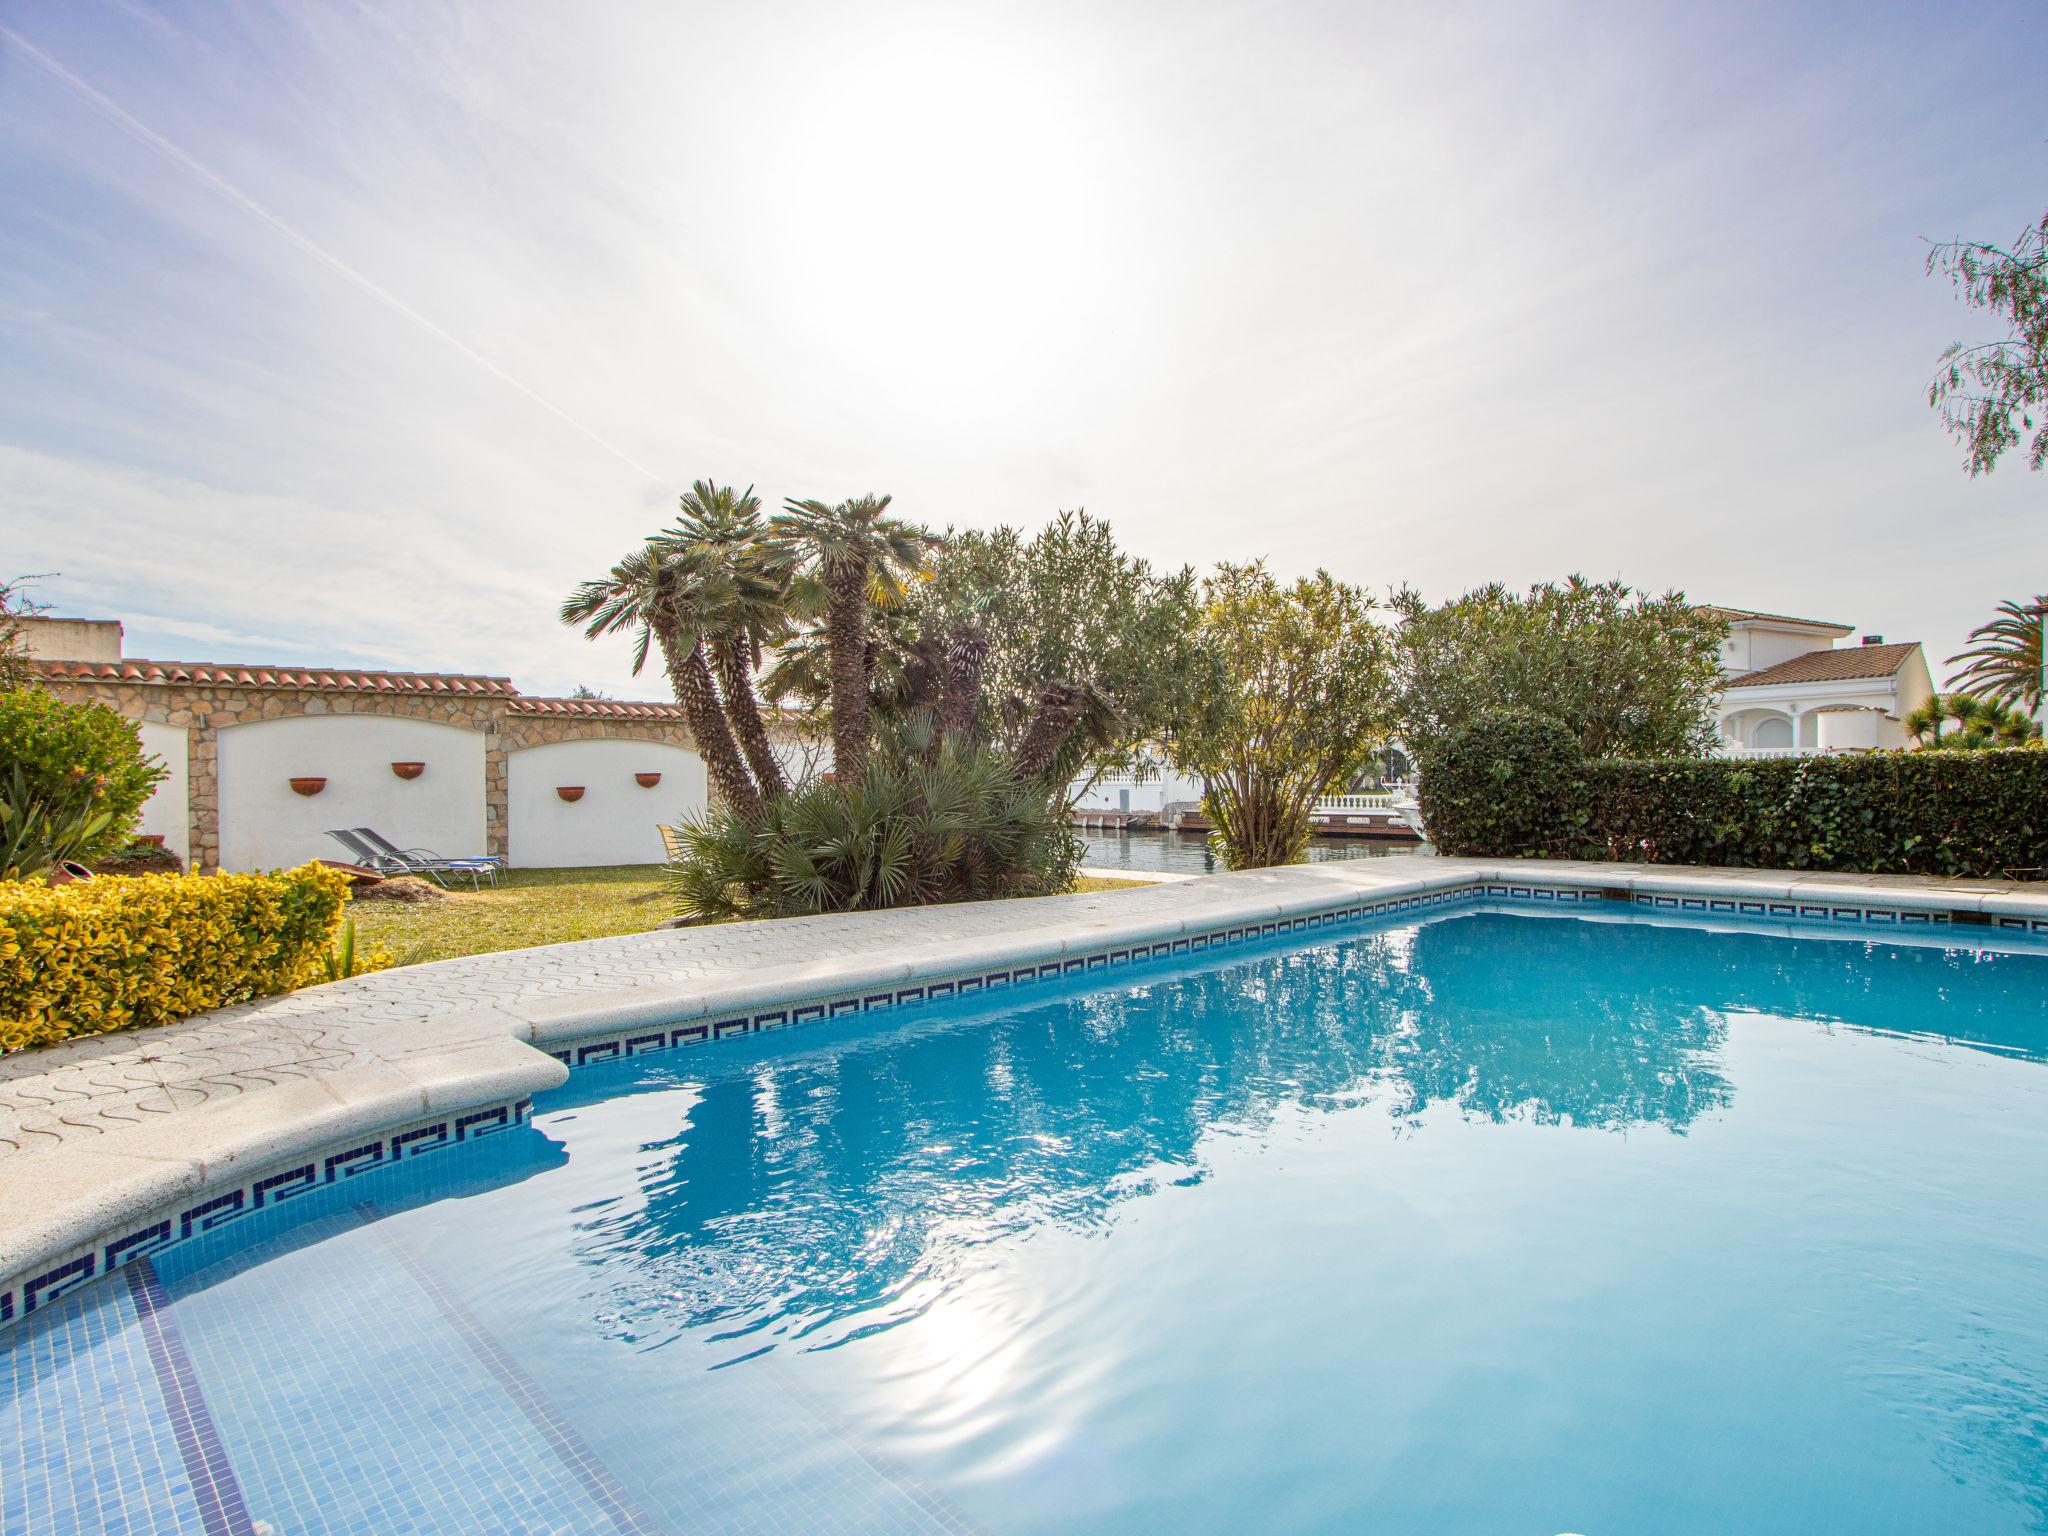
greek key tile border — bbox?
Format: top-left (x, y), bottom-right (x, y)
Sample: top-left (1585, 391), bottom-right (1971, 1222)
top-left (545, 884), bottom-right (1498, 1072)
top-left (544, 879), bottom-right (2036, 1074)
top-left (0, 1098), bottom-right (533, 1327)
top-left (1627, 890), bottom-right (1954, 926)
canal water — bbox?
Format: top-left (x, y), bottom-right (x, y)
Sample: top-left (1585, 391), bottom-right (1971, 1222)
top-left (1079, 830), bottom-right (1419, 877)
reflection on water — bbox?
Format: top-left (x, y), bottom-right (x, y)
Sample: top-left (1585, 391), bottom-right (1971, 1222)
top-left (564, 909), bottom-right (2047, 1353)
top-left (1078, 830), bottom-right (1413, 875)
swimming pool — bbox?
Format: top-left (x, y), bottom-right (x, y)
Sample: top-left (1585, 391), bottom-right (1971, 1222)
top-left (6, 900), bottom-right (2047, 1534)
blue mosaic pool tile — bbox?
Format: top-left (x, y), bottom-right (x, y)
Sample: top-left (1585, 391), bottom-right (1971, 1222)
top-left (167, 1207), bottom-right (645, 1536)
top-left (124, 1262), bottom-right (253, 1536)
top-left (0, 1098), bottom-right (535, 1329)
top-left (362, 1203), bottom-right (662, 1536)
top-left (0, 1261), bottom-right (210, 1536)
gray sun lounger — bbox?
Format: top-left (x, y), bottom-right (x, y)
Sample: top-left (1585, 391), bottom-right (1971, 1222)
top-left (334, 827), bottom-right (504, 889)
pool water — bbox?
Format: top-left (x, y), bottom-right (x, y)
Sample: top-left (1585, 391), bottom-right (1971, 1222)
top-left (8, 906), bottom-right (2048, 1535)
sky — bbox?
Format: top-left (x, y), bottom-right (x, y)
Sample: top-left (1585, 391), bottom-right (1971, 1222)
top-left (1, 0), bottom-right (2042, 699)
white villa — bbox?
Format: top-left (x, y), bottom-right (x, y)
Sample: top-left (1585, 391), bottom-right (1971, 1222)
top-left (1707, 607), bottom-right (1934, 756)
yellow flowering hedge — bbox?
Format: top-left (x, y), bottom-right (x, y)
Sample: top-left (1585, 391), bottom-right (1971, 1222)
top-left (0, 863), bottom-right (352, 1053)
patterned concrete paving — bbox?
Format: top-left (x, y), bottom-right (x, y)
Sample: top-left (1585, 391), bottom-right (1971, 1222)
top-left (0, 867), bottom-right (1352, 1158)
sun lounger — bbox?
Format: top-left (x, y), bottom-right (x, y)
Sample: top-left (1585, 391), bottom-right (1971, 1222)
top-left (343, 827), bottom-right (504, 890)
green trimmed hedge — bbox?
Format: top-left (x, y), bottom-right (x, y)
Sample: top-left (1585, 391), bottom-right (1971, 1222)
top-left (1420, 710), bottom-right (2048, 878)
top-left (0, 864), bottom-right (352, 1052)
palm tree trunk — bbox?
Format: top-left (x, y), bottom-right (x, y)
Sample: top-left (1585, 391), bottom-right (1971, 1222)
top-left (658, 627), bottom-right (762, 819)
top-left (713, 636), bottom-right (789, 800)
top-left (825, 574), bottom-right (870, 781)
top-left (1014, 681), bottom-right (1086, 782)
top-left (938, 623), bottom-right (989, 748)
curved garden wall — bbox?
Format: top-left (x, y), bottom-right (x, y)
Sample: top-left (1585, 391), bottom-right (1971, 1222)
top-left (216, 714), bottom-right (488, 871)
top-left (506, 738), bottom-right (707, 867)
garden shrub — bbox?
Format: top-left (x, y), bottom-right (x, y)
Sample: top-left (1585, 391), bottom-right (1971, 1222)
top-left (668, 745), bottom-right (1081, 922)
top-left (1421, 737), bottom-right (2048, 879)
top-left (0, 688), bottom-right (167, 865)
top-left (0, 863), bottom-right (353, 1052)
top-left (1416, 708), bottom-right (1585, 858)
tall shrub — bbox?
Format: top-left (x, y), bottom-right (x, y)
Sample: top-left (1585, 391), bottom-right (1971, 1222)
top-left (910, 511), bottom-right (1209, 795)
top-left (1168, 563), bottom-right (1394, 870)
top-left (1395, 577), bottom-right (1726, 763)
top-left (0, 689), bottom-right (166, 869)
top-left (1416, 709), bottom-right (1584, 858)
top-left (0, 579), bottom-right (44, 694)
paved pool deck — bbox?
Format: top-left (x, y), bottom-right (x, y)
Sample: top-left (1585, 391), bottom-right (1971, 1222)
top-left (5, 856), bottom-right (2046, 1314)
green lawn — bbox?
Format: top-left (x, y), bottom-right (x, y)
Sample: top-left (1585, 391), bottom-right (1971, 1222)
top-left (349, 865), bottom-right (1145, 968)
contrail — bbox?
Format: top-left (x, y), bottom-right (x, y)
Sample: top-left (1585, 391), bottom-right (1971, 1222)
top-left (0, 23), bottom-right (663, 482)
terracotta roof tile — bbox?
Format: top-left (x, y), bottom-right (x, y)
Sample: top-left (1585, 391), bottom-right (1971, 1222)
top-left (40, 658), bottom-right (518, 696)
top-left (1700, 605), bottom-right (1854, 632)
top-left (509, 697), bottom-right (690, 721)
top-left (1724, 643), bottom-right (1920, 689)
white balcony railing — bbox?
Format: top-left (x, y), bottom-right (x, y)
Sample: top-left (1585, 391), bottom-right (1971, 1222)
top-left (1313, 793), bottom-right (1397, 812)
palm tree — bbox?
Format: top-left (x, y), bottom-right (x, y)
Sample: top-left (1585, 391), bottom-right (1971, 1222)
top-left (771, 494), bottom-right (936, 781)
top-left (760, 598), bottom-right (928, 721)
top-left (560, 542), bottom-right (763, 819)
top-left (1945, 693), bottom-right (2039, 749)
top-left (1903, 695), bottom-right (1949, 747)
top-left (1908, 691), bottom-right (2041, 751)
top-left (668, 482), bottom-right (792, 801)
top-left (1948, 596), bottom-right (2046, 712)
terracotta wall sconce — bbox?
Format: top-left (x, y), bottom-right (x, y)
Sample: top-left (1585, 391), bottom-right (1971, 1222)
top-left (391, 761), bottom-right (426, 780)
top-left (556, 785), bottom-right (586, 803)
top-left (634, 771), bottom-right (662, 788)
top-left (289, 777), bottom-right (327, 797)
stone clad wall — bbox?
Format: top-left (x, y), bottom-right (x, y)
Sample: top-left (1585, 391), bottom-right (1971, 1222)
top-left (43, 673), bottom-right (819, 870)
top-left (45, 679), bottom-right (514, 869)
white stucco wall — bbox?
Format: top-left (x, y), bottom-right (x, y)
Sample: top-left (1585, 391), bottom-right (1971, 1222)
top-left (1815, 711), bottom-right (1882, 752)
top-left (1893, 648), bottom-right (1936, 731)
top-left (216, 715), bottom-right (487, 872)
top-left (1751, 630), bottom-right (1834, 672)
top-left (1723, 625), bottom-right (1839, 676)
top-left (1069, 766), bottom-right (1203, 815)
top-left (133, 719), bottom-right (189, 865)
top-left (507, 738), bottom-right (707, 868)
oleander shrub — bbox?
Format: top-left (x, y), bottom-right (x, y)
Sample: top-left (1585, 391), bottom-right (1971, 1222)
top-left (1416, 708), bottom-right (1585, 858)
top-left (1421, 733), bottom-right (2048, 879)
top-left (0, 862), bottom-right (354, 1052)
top-left (0, 688), bottom-right (167, 870)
